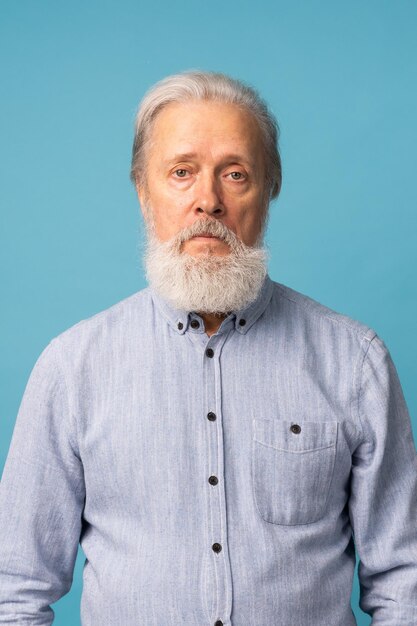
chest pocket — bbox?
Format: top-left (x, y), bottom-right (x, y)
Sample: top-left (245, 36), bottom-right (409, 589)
top-left (252, 418), bottom-right (338, 525)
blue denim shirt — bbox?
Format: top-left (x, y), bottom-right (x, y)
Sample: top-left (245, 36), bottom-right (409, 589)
top-left (1, 274), bottom-right (417, 625)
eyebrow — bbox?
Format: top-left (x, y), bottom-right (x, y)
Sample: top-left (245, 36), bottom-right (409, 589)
top-left (164, 153), bottom-right (198, 165)
top-left (164, 152), bottom-right (253, 167)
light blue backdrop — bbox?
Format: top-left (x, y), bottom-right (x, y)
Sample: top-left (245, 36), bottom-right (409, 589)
top-left (1, 2), bottom-right (416, 624)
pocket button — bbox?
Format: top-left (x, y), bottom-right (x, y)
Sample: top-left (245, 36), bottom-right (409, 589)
top-left (290, 423), bottom-right (301, 434)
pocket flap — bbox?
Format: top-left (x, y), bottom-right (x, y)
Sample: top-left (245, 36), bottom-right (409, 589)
top-left (253, 419), bottom-right (338, 453)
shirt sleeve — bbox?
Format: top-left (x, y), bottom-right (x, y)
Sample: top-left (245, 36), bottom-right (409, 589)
top-left (349, 333), bottom-right (417, 624)
top-left (0, 338), bottom-right (85, 625)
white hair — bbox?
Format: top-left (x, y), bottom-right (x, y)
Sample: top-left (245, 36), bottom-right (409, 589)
top-left (144, 215), bottom-right (268, 314)
top-left (130, 70), bottom-right (282, 199)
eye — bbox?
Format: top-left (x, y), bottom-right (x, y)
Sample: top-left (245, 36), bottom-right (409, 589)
top-left (228, 171), bottom-right (245, 180)
top-left (173, 168), bottom-right (188, 178)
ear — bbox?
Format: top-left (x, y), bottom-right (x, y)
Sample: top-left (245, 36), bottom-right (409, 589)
top-left (135, 183), bottom-right (149, 221)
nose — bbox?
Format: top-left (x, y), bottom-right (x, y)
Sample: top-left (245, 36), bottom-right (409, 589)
top-left (194, 172), bottom-right (224, 217)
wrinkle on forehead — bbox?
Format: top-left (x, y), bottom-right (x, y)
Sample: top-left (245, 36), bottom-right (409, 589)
top-left (149, 100), bottom-right (265, 165)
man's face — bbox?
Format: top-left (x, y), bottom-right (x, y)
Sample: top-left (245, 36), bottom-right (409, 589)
top-left (137, 100), bottom-right (268, 255)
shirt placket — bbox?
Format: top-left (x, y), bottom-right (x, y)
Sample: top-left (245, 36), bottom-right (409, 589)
top-left (200, 327), bottom-right (234, 626)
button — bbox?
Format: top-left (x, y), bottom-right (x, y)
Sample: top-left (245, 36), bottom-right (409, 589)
top-left (190, 319), bottom-right (200, 329)
top-left (207, 412), bottom-right (217, 421)
top-left (238, 318), bottom-right (246, 326)
top-left (208, 475), bottom-right (218, 485)
top-left (206, 348), bottom-right (214, 358)
top-left (212, 542), bottom-right (222, 553)
top-left (290, 424), bottom-right (301, 434)
top-left (215, 621), bottom-right (224, 626)
top-left (177, 321), bottom-right (183, 330)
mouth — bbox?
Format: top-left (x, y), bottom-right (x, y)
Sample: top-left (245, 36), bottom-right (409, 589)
top-left (190, 233), bottom-right (221, 240)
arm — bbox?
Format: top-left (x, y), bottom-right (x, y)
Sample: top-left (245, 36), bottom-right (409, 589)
top-left (349, 333), bottom-right (417, 624)
top-left (0, 339), bottom-right (85, 625)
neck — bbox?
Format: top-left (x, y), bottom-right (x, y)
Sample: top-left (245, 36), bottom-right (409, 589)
top-left (198, 311), bottom-right (228, 337)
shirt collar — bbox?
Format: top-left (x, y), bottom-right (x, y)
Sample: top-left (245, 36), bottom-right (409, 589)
top-left (150, 273), bottom-right (274, 336)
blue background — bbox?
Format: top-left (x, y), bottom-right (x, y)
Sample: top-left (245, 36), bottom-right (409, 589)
top-left (1, 1), bottom-right (416, 624)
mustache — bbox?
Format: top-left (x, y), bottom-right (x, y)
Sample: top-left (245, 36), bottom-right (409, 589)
top-left (171, 219), bottom-right (242, 248)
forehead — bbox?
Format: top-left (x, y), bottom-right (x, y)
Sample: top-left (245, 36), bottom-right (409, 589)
top-left (148, 100), bottom-right (264, 160)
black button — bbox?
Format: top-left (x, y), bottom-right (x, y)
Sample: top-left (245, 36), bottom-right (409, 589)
top-left (190, 319), bottom-right (200, 329)
top-left (208, 475), bottom-right (218, 485)
top-left (215, 621), bottom-right (223, 626)
top-left (238, 318), bottom-right (246, 326)
top-left (206, 348), bottom-right (214, 358)
top-left (207, 412), bottom-right (217, 421)
top-left (290, 424), bottom-right (301, 434)
top-left (212, 542), bottom-right (222, 553)
top-left (177, 321), bottom-right (183, 330)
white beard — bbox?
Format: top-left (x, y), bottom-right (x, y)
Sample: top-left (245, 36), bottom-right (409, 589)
top-left (144, 217), bottom-right (268, 315)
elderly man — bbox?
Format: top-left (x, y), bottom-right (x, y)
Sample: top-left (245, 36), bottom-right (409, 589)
top-left (0, 71), bottom-right (416, 626)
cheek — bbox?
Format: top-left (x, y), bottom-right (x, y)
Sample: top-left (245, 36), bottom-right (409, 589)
top-left (151, 183), bottom-right (192, 215)
top-left (150, 200), bottom-right (192, 240)
top-left (233, 204), bottom-right (264, 244)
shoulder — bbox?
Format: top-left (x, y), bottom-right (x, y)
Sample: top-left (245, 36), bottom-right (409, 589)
top-left (266, 280), bottom-right (393, 387)
top-left (270, 279), bottom-right (377, 344)
top-left (43, 287), bottom-right (153, 362)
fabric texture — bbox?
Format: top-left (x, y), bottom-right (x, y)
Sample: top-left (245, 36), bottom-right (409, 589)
top-left (1, 274), bottom-right (417, 625)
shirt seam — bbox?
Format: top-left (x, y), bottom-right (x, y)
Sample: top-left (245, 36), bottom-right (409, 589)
top-left (49, 336), bottom-right (84, 489)
top-left (355, 333), bottom-right (385, 442)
